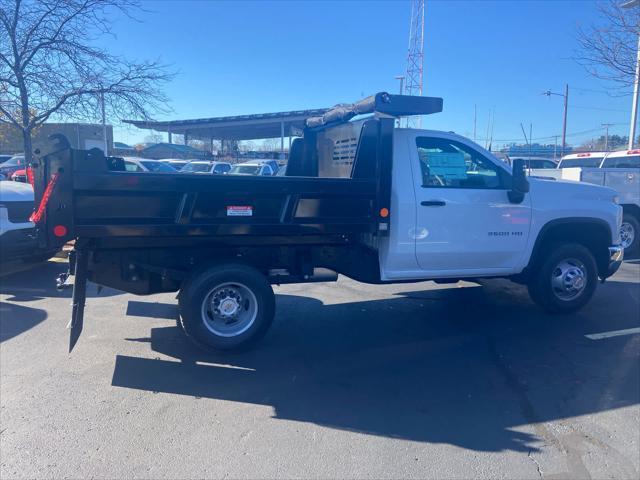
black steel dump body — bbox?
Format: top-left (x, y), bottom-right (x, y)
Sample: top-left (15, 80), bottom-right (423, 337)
top-left (34, 93), bottom-right (444, 256)
top-left (42, 154), bottom-right (382, 247)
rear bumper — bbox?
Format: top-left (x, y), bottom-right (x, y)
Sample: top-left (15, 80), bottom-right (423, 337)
top-left (607, 245), bottom-right (624, 277)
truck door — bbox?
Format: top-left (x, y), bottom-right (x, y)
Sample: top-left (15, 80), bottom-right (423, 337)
top-left (409, 133), bottom-right (531, 276)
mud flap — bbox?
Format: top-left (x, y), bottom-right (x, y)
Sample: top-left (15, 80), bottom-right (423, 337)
top-left (68, 249), bottom-right (88, 353)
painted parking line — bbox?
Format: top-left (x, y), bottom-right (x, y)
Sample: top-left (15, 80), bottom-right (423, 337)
top-left (585, 327), bottom-right (640, 340)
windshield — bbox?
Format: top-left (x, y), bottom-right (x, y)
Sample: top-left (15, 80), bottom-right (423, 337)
top-left (141, 161), bottom-right (176, 172)
top-left (559, 157), bottom-right (603, 168)
top-left (181, 163), bottom-right (212, 173)
top-left (230, 165), bottom-right (261, 175)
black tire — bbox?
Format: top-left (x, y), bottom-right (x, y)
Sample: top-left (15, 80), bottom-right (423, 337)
top-left (527, 243), bottom-right (598, 314)
top-left (621, 213), bottom-right (639, 254)
top-left (178, 264), bottom-right (275, 351)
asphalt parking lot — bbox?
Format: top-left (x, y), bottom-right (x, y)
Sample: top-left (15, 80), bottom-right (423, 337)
top-left (1, 258), bottom-right (639, 479)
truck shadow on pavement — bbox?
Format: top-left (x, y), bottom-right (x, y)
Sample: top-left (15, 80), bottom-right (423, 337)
top-left (112, 278), bottom-right (640, 453)
top-left (0, 261), bottom-right (123, 301)
top-left (0, 302), bottom-right (47, 342)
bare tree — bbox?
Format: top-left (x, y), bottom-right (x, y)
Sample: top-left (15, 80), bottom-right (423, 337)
top-left (575, 0), bottom-right (639, 90)
top-left (143, 133), bottom-right (164, 145)
top-left (259, 138), bottom-right (282, 152)
top-left (239, 140), bottom-right (257, 152)
top-left (0, 0), bottom-right (173, 162)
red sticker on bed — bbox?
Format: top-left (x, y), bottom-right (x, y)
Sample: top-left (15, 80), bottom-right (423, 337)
top-left (226, 206), bottom-right (253, 217)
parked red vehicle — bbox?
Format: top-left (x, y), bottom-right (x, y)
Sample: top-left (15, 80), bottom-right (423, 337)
top-left (10, 168), bottom-right (28, 183)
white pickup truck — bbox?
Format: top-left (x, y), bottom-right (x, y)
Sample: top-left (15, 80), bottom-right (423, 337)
top-left (530, 149), bottom-right (640, 253)
top-left (32, 93), bottom-right (625, 352)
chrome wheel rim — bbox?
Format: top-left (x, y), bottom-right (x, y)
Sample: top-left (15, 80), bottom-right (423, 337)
top-left (551, 258), bottom-right (588, 301)
top-left (201, 282), bottom-right (257, 337)
top-left (620, 222), bottom-right (635, 250)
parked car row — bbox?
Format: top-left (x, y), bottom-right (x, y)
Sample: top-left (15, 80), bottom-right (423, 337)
top-left (497, 149), bottom-right (640, 171)
top-left (527, 149), bottom-right (640, 254)
top-left (2, 154), bottom-right (285, 184)
top-left (557, 150), bottom-right (640, 169)
top-left (141, 157), bottom-right (280, 176)
top-left (179, 160), bottom-right (232, 175)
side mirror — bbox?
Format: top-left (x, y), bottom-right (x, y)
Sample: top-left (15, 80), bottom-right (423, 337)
top-left (508, 159), bottom-right (530, 204)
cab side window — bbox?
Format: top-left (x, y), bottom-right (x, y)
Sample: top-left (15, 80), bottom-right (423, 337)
top-left (416, 137), bottom-right (505, 189)
top-left (602, 155), bottom-right (640, 168)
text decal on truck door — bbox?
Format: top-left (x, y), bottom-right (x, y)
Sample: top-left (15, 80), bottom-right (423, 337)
top-left (227, 206), bottom-right (253, 217)
top-left (488, 231), bottom-right (523, 237)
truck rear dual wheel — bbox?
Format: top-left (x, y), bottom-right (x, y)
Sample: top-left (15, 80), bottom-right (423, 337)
top-left (620, 214), bottom-right (639, 254)
top-left (178, 264), bottom-right (275, 351)
top-left (527, 243), bottom-right (598, 314)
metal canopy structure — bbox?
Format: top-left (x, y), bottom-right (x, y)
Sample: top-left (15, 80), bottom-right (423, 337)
top-left (124, 108), bottom-right (329, 142)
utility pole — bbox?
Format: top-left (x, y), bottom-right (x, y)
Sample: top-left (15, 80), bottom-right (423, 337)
top-left (602, 123), bottom-right (614, 151)
top-left (520, 123), bottom-right (529, 146)
top-left (562, 84), bottom-right (568, 157)
top-left (488, 109), bottom-right (495, 151)
top-left (395, 75), bottom-right (405, 95)
top-left (542, 84), bottom-right (569, 157)
top-left (622, 0), bottom-right (639, 148)
top-left (629, 34), bottom-right (640, 148)
top-left (484, 110), bottom-right (492, 150)
top-left (395, 76), bottom-right (405, 128)
top-left (473, 104), bottom-right (477, 143)
top-left (100, 90), bottom-right (107, 155)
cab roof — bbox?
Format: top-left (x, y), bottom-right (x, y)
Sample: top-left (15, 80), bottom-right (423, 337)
top-left (561, 152), bottom-right (607, 160)
top-left (605, 149), bottom-right (640, 158)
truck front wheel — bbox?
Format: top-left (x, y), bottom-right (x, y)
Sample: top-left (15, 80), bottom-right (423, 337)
top-left (178, 264), bottom-right (275, 351)
top-left (527, 243), bottom-right (598, 314)
top-left (620, 213), bottom-right (639, 254)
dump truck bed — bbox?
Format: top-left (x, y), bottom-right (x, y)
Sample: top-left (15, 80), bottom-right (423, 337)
top-left (69, 170), bottom-right (379, 247)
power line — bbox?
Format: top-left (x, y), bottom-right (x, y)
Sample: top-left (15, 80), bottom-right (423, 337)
top-left (568, 104), bottom-right (629, 113)
top-left (476, 123), bottom-right (628, 144)
top-left (570, 86), bottom-right (612, 95)
top-left (570, 86), bottom-right (634, 99)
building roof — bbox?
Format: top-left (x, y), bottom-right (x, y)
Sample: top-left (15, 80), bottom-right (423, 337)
top-left (124, 108), bottom-right (329, 141)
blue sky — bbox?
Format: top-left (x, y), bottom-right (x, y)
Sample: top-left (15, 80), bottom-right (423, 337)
top-left (105, 0), bottom-right (634, 148)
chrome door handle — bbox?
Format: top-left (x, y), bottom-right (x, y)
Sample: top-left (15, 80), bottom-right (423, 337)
top-left (421, 200), bottom-right (446, 207)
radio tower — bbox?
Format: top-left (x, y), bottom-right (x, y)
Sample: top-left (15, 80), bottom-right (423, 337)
top-left (404, 0), bottom-right (425, 128)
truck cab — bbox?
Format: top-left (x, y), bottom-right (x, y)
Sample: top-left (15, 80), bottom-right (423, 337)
top-left (382, 129), bottom-right (621, 282)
